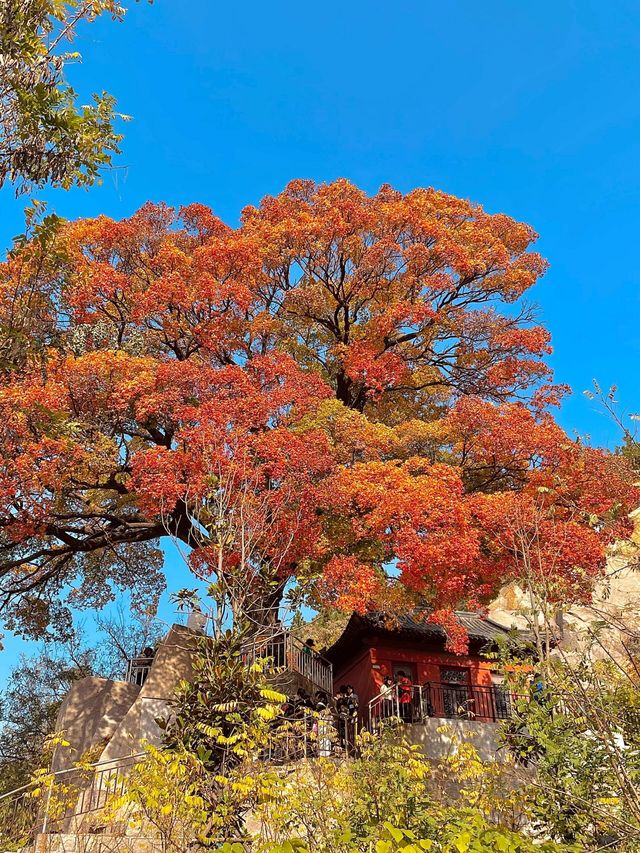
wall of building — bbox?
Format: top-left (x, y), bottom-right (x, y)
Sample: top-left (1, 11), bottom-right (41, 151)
top-left (332, 638), bottom-right (499, 724)
top-left (370, 639), bottom-right (496, 690)
top-left (333, 647), bottom-right (378, 713)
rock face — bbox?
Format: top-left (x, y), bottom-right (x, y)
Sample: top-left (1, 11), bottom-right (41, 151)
top-left (96, 624), bottom-right (197, 766)
top-left (488, 508), bottom-right (640, 662)
top-left (51, 624), bottom-right (197, 773)
top-left (52, 678), bottom-right (140, 773)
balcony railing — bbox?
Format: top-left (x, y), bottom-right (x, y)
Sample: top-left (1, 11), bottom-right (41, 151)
top-left (242, 633), bottom-right (333, 694)
top-left (125, 633), bottom-right (333, 694)
top-left (369, 682), bottom-right (525, 729)
top-left (125, 656), bottom-right (155, 686)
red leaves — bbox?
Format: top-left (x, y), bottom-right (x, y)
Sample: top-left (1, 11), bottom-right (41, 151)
top-left (320, 555), bottom-right (386, 614)
top-left (317, 460), bottom-right (491, 612)
top-left (492, 326), bottom-right (553, 356)
top-left (238, 179), bottom-right (552, 407)
top-left (428, 610), bottom-right (472, 656)
top-left (0, 179), bottom-right (637, 643)
top-left (343, 341), bottom-right (410, 396)
top-left (313, 396), bottom-right (638, 625)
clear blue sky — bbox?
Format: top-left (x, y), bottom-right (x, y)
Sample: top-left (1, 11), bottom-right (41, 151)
top-left (1, 0), bottom-right (639, 680)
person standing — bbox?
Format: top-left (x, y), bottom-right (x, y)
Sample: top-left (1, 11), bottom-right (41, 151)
top-left (380, 675), bottom-right (396, 720)
top-left (396, 670), bottom-right (413, 723)
top-left (313, 691), bottom-right (332, 757)
top-left (344, 685), bottom-right (359, 753)
top-left (334, 685), bottom-right (349, 750)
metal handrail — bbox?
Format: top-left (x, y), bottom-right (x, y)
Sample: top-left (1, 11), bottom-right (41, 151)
top-left (368, 685), bottom-right (407, 730)
top-left (0, 751), bottom-right (148, 849)
top-left (286, 635), bottom-right (333, 694)
top-left (125, 655), bottom-right (155, 685)
top-left (0, 751), bottom-right (147, 803)
top-left (368, 682), bottom-right (526, 729)
top-left (287, 634), bottom-right (333, 670)
top-left (424, 681), bottom-right (521, 722)
top-left (242, 632), bottom-right (334, 694)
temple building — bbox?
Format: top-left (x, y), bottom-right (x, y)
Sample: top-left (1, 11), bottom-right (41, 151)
top-left (324, 611), bottom-right (523, 731)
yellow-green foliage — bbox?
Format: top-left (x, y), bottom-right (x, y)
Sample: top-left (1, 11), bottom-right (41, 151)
top-left (243, 727), bottom-right (571, 853)
top-left (8, 713), bottom-right (575, 853)
top-left (104, 745), bottom-right (211, 852)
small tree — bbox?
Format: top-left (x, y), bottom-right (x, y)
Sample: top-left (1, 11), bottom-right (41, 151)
top-left (158, 624), bottom-right (288, 842)
top-left (502, 614), bottom-right (640, 849)
top-left (0, 0), bottom-right (131, 195)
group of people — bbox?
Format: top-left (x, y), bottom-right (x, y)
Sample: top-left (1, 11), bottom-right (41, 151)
top-left (379, 671), bottom-right (415, 721)
top-left (283, 686), bottom-right (330, 717)
top-left (378, 672), bottom-right (481, 723)
top-left (279, 683), bottom-right (360, 756)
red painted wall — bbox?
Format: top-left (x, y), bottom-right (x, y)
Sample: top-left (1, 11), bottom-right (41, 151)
top-left (370, 641), bottom-right (495, 691)
top-left (333, 648), bottom-right (378, 711)
top-left (332, 638), bottom-right (497, 723)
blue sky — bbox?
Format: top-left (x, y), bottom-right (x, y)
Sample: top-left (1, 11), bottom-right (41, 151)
top-left (1, 0), bottom-right (639, 681)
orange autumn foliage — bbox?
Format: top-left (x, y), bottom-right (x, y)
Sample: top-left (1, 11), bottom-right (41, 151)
top-left (0, 179), bottom-right (636, 647)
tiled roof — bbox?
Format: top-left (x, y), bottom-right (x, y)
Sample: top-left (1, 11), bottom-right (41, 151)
top-left (324, 609), bottom-right (521, 663)
top-left (362, 611), bottom-right (512, 642)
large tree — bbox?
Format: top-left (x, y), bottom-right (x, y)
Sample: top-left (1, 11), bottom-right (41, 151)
top-left (0, 180), bottom-right (636, 645)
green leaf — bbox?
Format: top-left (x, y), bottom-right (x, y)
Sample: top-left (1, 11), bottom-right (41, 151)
top-left (383, 824), bottom-right (405, 844)
top-left (453, 832), bottom-right (471, 853)
top-left (260, 688), bottom-right (287, 703)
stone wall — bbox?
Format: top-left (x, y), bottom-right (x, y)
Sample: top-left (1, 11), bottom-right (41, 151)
top-left (52, 624), bottom-right (199, 773)
top-left (97, 624), bottom-right (197, 765)
top-left (405, 718), bottom-right (504, 762)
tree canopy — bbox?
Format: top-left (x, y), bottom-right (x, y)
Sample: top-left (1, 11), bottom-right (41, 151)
top-left (0, 179), bottom-right (636, 646)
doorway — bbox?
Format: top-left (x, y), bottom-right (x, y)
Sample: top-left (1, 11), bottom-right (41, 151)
top-left (392, 662), bottom-right (417, 682)
top-left (439, 666), bottom-right (472, 718)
